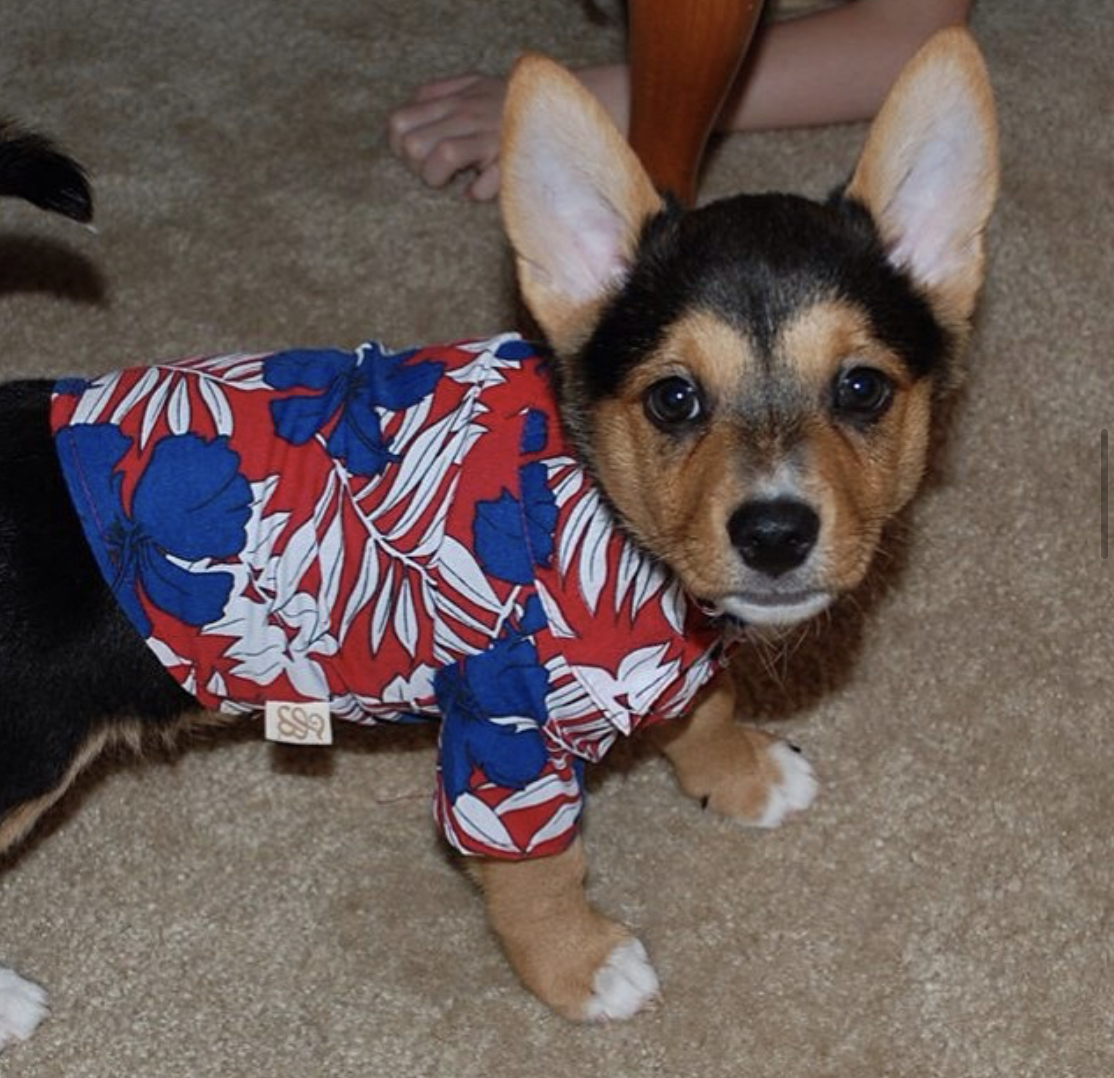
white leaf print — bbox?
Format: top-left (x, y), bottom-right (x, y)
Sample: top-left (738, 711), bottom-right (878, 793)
top-left (146, 635), bottom-right (191, 670)
top-left (275, 472), bottom-right (337, 594)
top-left (338, 539), bottom-right (380, 643)
top-left (217, 359), bottom-right (266, 385)
top-left (630, 556), bottom-right (666, 617)
top-left (533, 578), bottom-right (576, 639)
top-left (432, 615), bottom-right (477, 665)
top-left (526, 801), bottom-right (582, 852)
top-left (375, 409), bottom-right (457, 517)
top-left (389, 391), bottom-right (434, 456)
top-left (71, 372), bottom-right (121, 425)
top-left (659, 653), bottom-right (716, 720)
top-left (497, 770), bottom-right (580, 813)
top-left (379, 663), bottom-right (438, 707)
top-left (451, 793), bottom-right (519, 855)
top-left (433, 588), bottom-right (497, 637)
top-left (436, 535), bottom-right (503, 614)
top-left (369, 563), bottom-right (396, 654)
top-left (618, 643), bottom-right (680, 714)
top-left (275, 516), bottom-right (322, 599)
top-left (109, 366), bottom-right (160, 426)
top-left (546, 459), bottom-right (583, 507)
top-left (316, 507), bottom-right (345, 624)
top-left (167, 379), bottom-right (191, 435)
top-left (394, 577), bottom-right (419, 657)
top-left (286, 655), bottom-right (330, 700)
top-left (384, 421), bottom-right (477, 543)
top-left (139, 375), bottom-right (174, 448)
top-left (613, 542), bottom-right (641, 614)
top-left (206, 670), bottom-right (227, 698)
top-left (198, 376), bottom-right (234, 436)
top-left (408, 499), bottom-right (449, 560)
top-left (577, 511), bottom-right (611, 615)
top-left (558, 486), bottom-right (602, 575)
top-left (659, 579), bottom-right (685, 635)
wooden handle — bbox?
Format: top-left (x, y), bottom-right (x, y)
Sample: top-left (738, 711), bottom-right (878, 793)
top-left (628, 0), bottom-right (765, 204)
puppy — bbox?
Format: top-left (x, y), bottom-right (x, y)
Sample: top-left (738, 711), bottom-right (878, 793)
top-left (0, 118), bottom-right (93, 1051)
top-left (0, 27), bottom-right (997, 1043)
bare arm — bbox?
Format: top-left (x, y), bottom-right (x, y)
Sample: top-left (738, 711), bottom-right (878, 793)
top-left (719, 0), bottom-right (974, 131)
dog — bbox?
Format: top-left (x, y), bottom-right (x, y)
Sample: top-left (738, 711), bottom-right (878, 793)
top-left (0, 27), bottom-right (997, 1045)
top-left (0, 116), bottom-right (93, 1050)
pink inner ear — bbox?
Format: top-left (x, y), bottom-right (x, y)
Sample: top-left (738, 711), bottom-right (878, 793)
top-left (556, 200), bottom-right (631, 302)
top-left (882, 100), bottom-right (988, 290)
top-left (512, 115), bottom-right (634, 304)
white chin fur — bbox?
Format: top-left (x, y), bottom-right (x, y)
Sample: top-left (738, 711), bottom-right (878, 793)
top-left (719, 592), bottom-right (833, 628)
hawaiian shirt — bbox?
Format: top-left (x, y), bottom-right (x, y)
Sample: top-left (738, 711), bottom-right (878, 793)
top-left (51, 335), bottom-right (729, 860)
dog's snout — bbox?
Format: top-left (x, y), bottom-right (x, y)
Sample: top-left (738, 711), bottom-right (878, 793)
top-left (728, 499), bottom-right (819, 578)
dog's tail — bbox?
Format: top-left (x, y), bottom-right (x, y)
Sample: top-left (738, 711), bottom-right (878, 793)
top-left (0, 118), bottom-right (92, 223)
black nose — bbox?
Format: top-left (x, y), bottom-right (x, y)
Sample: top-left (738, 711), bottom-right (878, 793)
top-left (728, 499), bottom-right (820, 578)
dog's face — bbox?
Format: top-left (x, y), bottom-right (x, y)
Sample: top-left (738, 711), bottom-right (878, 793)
top-left (501, 30), bottom-right (998, 627)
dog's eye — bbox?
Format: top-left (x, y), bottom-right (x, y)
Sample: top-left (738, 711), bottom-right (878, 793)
top-left (644, 376), bottom-right (703, 430)
top-left (833, 366), bottom-right (893, 420)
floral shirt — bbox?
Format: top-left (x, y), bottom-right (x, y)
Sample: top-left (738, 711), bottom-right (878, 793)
top-left (51, 335), bottom-right (729, 860)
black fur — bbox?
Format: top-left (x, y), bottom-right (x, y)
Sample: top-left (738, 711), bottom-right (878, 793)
top-left (0, 383), bottom-right (193, 822)
top-left (0, 119), bottom-right (93, 224)
top-left (578, 192), bottom-right (949, 403)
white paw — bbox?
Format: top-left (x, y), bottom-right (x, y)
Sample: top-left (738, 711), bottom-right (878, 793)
top-left (582, 938), bottom-right (660, 1021)
top-left (0, 967), bottom-right (49, 1051)
top-left (753, 741), bottom-right (819, 829)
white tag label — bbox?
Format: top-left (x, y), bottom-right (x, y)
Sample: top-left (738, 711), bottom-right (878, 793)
top-left (264, 701), bottom-right (333, 746)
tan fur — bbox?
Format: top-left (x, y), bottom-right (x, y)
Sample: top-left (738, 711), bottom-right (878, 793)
top-left (589, 312), bottom-right (758, 598)
top-left (0, 711), bottom-right (231, 858)
top-left (500, 55), bottom-right (663, 355)
top-left (482, 34), bottom-right (996, 1019)
top-left (776, 299), bottom-right (913, 395)
top-left (0, 727), bottom-right (118, 855)
top-left (776, 302), bottom-right (935, 592)
top-left (653, 670), bottom-right (787, 820)
top-left (846, 27), bottom-right (999, 333)
top-left (581, 299), bottom-right (938, 604)
top-left (472, 839), bottom-right (633, 1020)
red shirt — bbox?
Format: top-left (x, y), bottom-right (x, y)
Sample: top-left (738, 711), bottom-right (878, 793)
top-left (52, 335), bottom-right (731, 859)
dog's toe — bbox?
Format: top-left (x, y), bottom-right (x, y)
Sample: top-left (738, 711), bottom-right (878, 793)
top-left (582, 937), bottom-right (660, 1022)
top-left (0, 967), bottom-right (49, 1050)
top-left (751, 740), bottom-right (818, 828)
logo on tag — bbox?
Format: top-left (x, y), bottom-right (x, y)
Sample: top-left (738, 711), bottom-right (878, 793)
top-left (264, 701), bottom-right (333, 746)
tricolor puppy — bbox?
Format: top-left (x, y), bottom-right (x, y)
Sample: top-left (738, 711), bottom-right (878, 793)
top-left (0, 28), bottom-right (997, 1044)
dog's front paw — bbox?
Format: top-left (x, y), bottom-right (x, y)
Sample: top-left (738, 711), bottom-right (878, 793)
top-left (695, 729), bottom-right (818, 827)
top-left (582, 937), bottom-right (660, 1022)
top-left (746, 740), bottom-right (818, 828)
top-left (0, 967), bottom-right (48, 1051)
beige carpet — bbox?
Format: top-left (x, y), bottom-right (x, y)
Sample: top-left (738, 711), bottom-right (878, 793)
top-left (1, 1), bottom-right (1111, 1075)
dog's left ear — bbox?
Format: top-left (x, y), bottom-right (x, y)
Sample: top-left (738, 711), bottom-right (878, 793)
top-left (846, 28), bottom-right (999, 331)
top-left (500, 54), bottom-right (664, 354)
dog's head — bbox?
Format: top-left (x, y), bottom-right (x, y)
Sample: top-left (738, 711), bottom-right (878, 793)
top-left (500, 28), bottom-right (998, 628)
top-left (0, 118), bottom-right (93, 223)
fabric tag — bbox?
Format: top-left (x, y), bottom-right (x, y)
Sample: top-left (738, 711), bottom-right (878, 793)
top-left (264, 701), bottom-right (333, 746)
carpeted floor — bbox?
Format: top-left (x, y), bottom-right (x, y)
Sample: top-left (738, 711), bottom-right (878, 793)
top-left (1, 1), bottom-right (1111, 1075)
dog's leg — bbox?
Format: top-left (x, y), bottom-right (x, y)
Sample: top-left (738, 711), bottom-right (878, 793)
top-left (472, 838), bottom-right (659, 1021)
top-left (0, 967), bottom-right (48, 1051)
top-left (653, 669), bottom-right (818, 826)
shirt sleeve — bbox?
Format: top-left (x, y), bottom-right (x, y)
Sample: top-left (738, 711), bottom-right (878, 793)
top-left (431, 644), bottom-right (585, 861)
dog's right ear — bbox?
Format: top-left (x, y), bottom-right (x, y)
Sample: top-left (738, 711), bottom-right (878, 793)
top-left (500, 55), bottom-right (663, 354)
top-left (0, 119), bottom-right (93, 224)
top-left (845, 28), bottom-right (998, 334)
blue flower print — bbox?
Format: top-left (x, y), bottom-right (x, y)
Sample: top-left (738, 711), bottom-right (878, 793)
top-left (263, 343), bottom-right (444, 476)
top-left (472, 462), bottom-right (558, 585)
top-left (435, 632), bottom-right (552, 802)
top-left (520, 408), bottom-right (549, 454)
top-left (494, 338), bottom-right (538, 362)
top-left (56, 424), bottom-right (251, 638)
